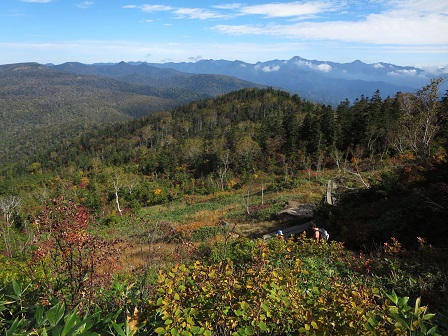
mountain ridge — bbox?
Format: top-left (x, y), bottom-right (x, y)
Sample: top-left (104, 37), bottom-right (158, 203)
top-left (142, 56), bottom-right (446, 104)
top-left (45, 55), bottom-right (448, 105)
top-left (144, 56), bottom-right (440, 106)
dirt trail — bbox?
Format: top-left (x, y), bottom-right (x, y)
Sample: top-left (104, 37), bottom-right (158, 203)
top-left (262, 222), bottom-right (311, 240)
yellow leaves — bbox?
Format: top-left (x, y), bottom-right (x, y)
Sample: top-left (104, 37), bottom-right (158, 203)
top-left (294, 258), bottom-right (303, 267)
top-left (431, 150), bottom-right (446, 164)
top-left (151, 238), bottom-right (413, 335)
top-left (227, 179), bottom-right (237, 189)
top-left (302, 323), bottom-right (311, 331)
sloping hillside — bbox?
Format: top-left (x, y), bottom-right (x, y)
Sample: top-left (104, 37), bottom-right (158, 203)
top-left (0, 62), bottom-right (262, 164)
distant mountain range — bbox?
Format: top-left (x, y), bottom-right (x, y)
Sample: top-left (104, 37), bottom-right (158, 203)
top-left (48, 56), bottom-right (446, 105)
top-left (142, 56), bottom-right (447, 105)
top-left (49, 61), bottom-right (262, 100)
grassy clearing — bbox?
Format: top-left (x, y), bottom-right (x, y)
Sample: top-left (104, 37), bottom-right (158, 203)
top-left (99, 180), bottom-right (327, 269)
top-left (128, 181), bottom-right (325, 235)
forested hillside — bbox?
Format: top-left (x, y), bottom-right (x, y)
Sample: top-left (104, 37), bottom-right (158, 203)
top-left (0, 62), bottom-right (261, 164)
top-left (1, 79), bottom-right (447, 334)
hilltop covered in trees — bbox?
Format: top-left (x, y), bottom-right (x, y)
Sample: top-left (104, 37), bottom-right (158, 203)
top-left (7, 79), bottom-right (447, 177)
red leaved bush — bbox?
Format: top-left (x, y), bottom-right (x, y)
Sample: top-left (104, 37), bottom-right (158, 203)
top-left (30, 196), bottom-right (122, 311)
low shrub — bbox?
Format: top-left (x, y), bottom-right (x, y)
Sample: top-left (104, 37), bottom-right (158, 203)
top-left (149, 237), bottom-right (442, 335)
top-left (206, 238), bottom-right (256, 266)
top-left (190, 225), bottom-right (229, 242)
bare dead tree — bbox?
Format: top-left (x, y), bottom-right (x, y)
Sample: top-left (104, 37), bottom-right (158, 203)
top-left (392, 78), bottom-right (445, 158)
top-left (113, 180), bottom-right (123, 216)
top-left (218, 149), bottom-right (230, 191)
top-left (0, 195), bottom-right (22, 257)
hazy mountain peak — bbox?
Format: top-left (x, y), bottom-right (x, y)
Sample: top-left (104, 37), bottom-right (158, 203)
top-left (143, 55), bottom-right (446, 105)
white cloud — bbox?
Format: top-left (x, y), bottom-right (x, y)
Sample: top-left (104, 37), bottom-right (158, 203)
top-left (141, 5), bottom-right (172, 12)
top-left (373, 63), bottom-right (384, 68)
top-left (214, 14), bottom-right (448, 45)
top-left (77, 1), bottom-right (93, 9)
top-left (212, 24), bottom-right (270, 35)
top-left (387, 69), bottom-right (418, 76)
top-left (393, 0), bottom-right (448, 14)
top-left (132, 2), bottom-right (337, 21)
top-left (295, 59), bottom-right (332, 72)
top-left (175, 8), bottom-right (228, 20)
top-left (239, 1), bottom-right (336, 18)
top-left (212, 1), bottom-right (448, 45)
top-left (122, 5), bottom-right (137, 9)
top-left (316, 63), bottom-right (331, 72)
top-left (387, 67), bottom-right (434, 78)
top-left (256, 64), bottom-right (281, 72)
top-left (420, 65), bottom-right (448, 75)
top-left (213, 4), bottom-right (243, 10)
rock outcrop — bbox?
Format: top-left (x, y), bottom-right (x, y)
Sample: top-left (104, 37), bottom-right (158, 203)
top-left (276, 202), bottom-right (315, 221)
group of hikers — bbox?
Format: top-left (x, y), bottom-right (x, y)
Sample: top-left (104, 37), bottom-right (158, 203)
top-left (276, 223), bottom-right (329, 242)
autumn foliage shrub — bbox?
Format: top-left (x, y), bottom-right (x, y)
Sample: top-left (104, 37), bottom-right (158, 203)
top-left (147, 236), bottom-right (440, 335)
top-left (1, 229), bottom-right (441, 335)
top-left (29, 197), bottom-right (122, 311)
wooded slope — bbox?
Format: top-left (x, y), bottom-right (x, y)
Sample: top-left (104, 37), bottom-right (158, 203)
top-left (0, 62), bottom-right (261, 164)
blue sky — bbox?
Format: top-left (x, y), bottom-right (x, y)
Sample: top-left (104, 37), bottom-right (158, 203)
top-left (1, 0), bottom-right (447, 69)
